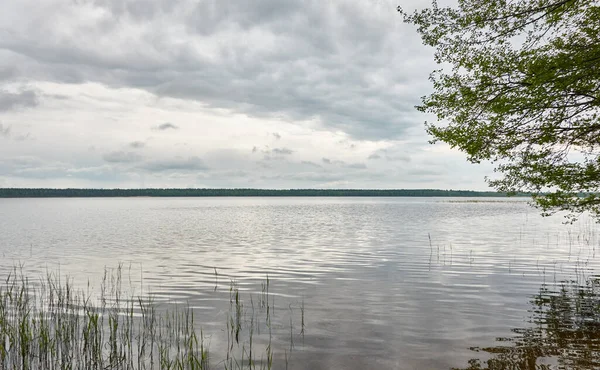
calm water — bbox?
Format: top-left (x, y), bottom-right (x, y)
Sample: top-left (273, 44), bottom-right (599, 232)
top-left (1, 197), bottom-right (600, 369)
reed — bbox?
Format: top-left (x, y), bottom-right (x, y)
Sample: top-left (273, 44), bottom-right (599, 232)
top-left (0, 266), bottom-right (302, 370)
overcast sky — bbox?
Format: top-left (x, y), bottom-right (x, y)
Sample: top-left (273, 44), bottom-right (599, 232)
top-left (0, 0), bottom-right (494, 189)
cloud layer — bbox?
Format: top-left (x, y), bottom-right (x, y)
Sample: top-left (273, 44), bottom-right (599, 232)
top-left (0, 0), bottom-right (494, 189)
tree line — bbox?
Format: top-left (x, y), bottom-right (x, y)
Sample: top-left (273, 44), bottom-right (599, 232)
top-left (0, 188), bottom-right (525, 198)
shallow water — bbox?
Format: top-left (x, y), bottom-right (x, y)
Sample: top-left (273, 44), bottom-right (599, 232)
top-left (1, 197), bottom-right (599, 369)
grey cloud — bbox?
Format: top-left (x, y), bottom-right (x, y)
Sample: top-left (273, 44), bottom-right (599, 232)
top-left (338, 139), bottom-right (357, 150)
top-left (0, 124), bottom-right (33, 141)
top-left (129, 141), bottom-right (145, 148)
top-left (0, 124), bottom-right (10, 138)
top-left (0, 66), bottom-right (18, 82)
top-left (272, 148), bottom-right (293, 155)
top-left (0, 89), bottom-right (39, 112)
top-left (186, 1), bottom-right (307, 35)
top-left (368, 149), bottom-right (411, 162)
top-left (102, 151), bottom-right (142, 163)
top-left (156, 122), bottom-right (179, 131)
top-left (262, 147), bottom-right (294, 161)
top-left (322, 157), bottom-right (346, 166)
top-left (0, 0), bottom-right (432, 140)
top-left (273, 132), bottom-right (281, 140)
top-left (368, 153), bottom-right (381, 160)
top-left (14, 133), bottom-right (32, 141)
top-left (346, 163), bottom-right (367, 169)
top-left (44, 93), bottom-right (70, 101)
top-left (140, 156), bottom-right (208, 172)
top-left (301, 160), bottom-right (322, 168)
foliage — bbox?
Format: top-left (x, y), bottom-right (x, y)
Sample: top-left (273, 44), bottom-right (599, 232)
top-left (399, 0), bottom-right (600, 221)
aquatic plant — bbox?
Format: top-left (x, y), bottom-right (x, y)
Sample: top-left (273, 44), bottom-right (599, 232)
top-left (0, 266), bottom-right (302, 370)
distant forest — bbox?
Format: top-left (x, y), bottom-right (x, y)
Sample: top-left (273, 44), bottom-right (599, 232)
top-left (0, 188), bottom-right (529, 198)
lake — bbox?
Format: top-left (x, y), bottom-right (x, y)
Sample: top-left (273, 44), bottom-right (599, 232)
top-left (1, 197), bottom-right (599, 369)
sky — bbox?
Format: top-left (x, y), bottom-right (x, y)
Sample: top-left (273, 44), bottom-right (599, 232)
top-left (0, 0), bottom-right (495, 189)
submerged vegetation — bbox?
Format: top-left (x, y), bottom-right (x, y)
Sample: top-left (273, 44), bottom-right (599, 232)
top-left (0, 188), bottom-right (528, 198)
top-left (0, 266), bottom-right (303, 370)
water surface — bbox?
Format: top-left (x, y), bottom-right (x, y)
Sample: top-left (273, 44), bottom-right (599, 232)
top-left (1, 197), bottom-right (599, 369)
